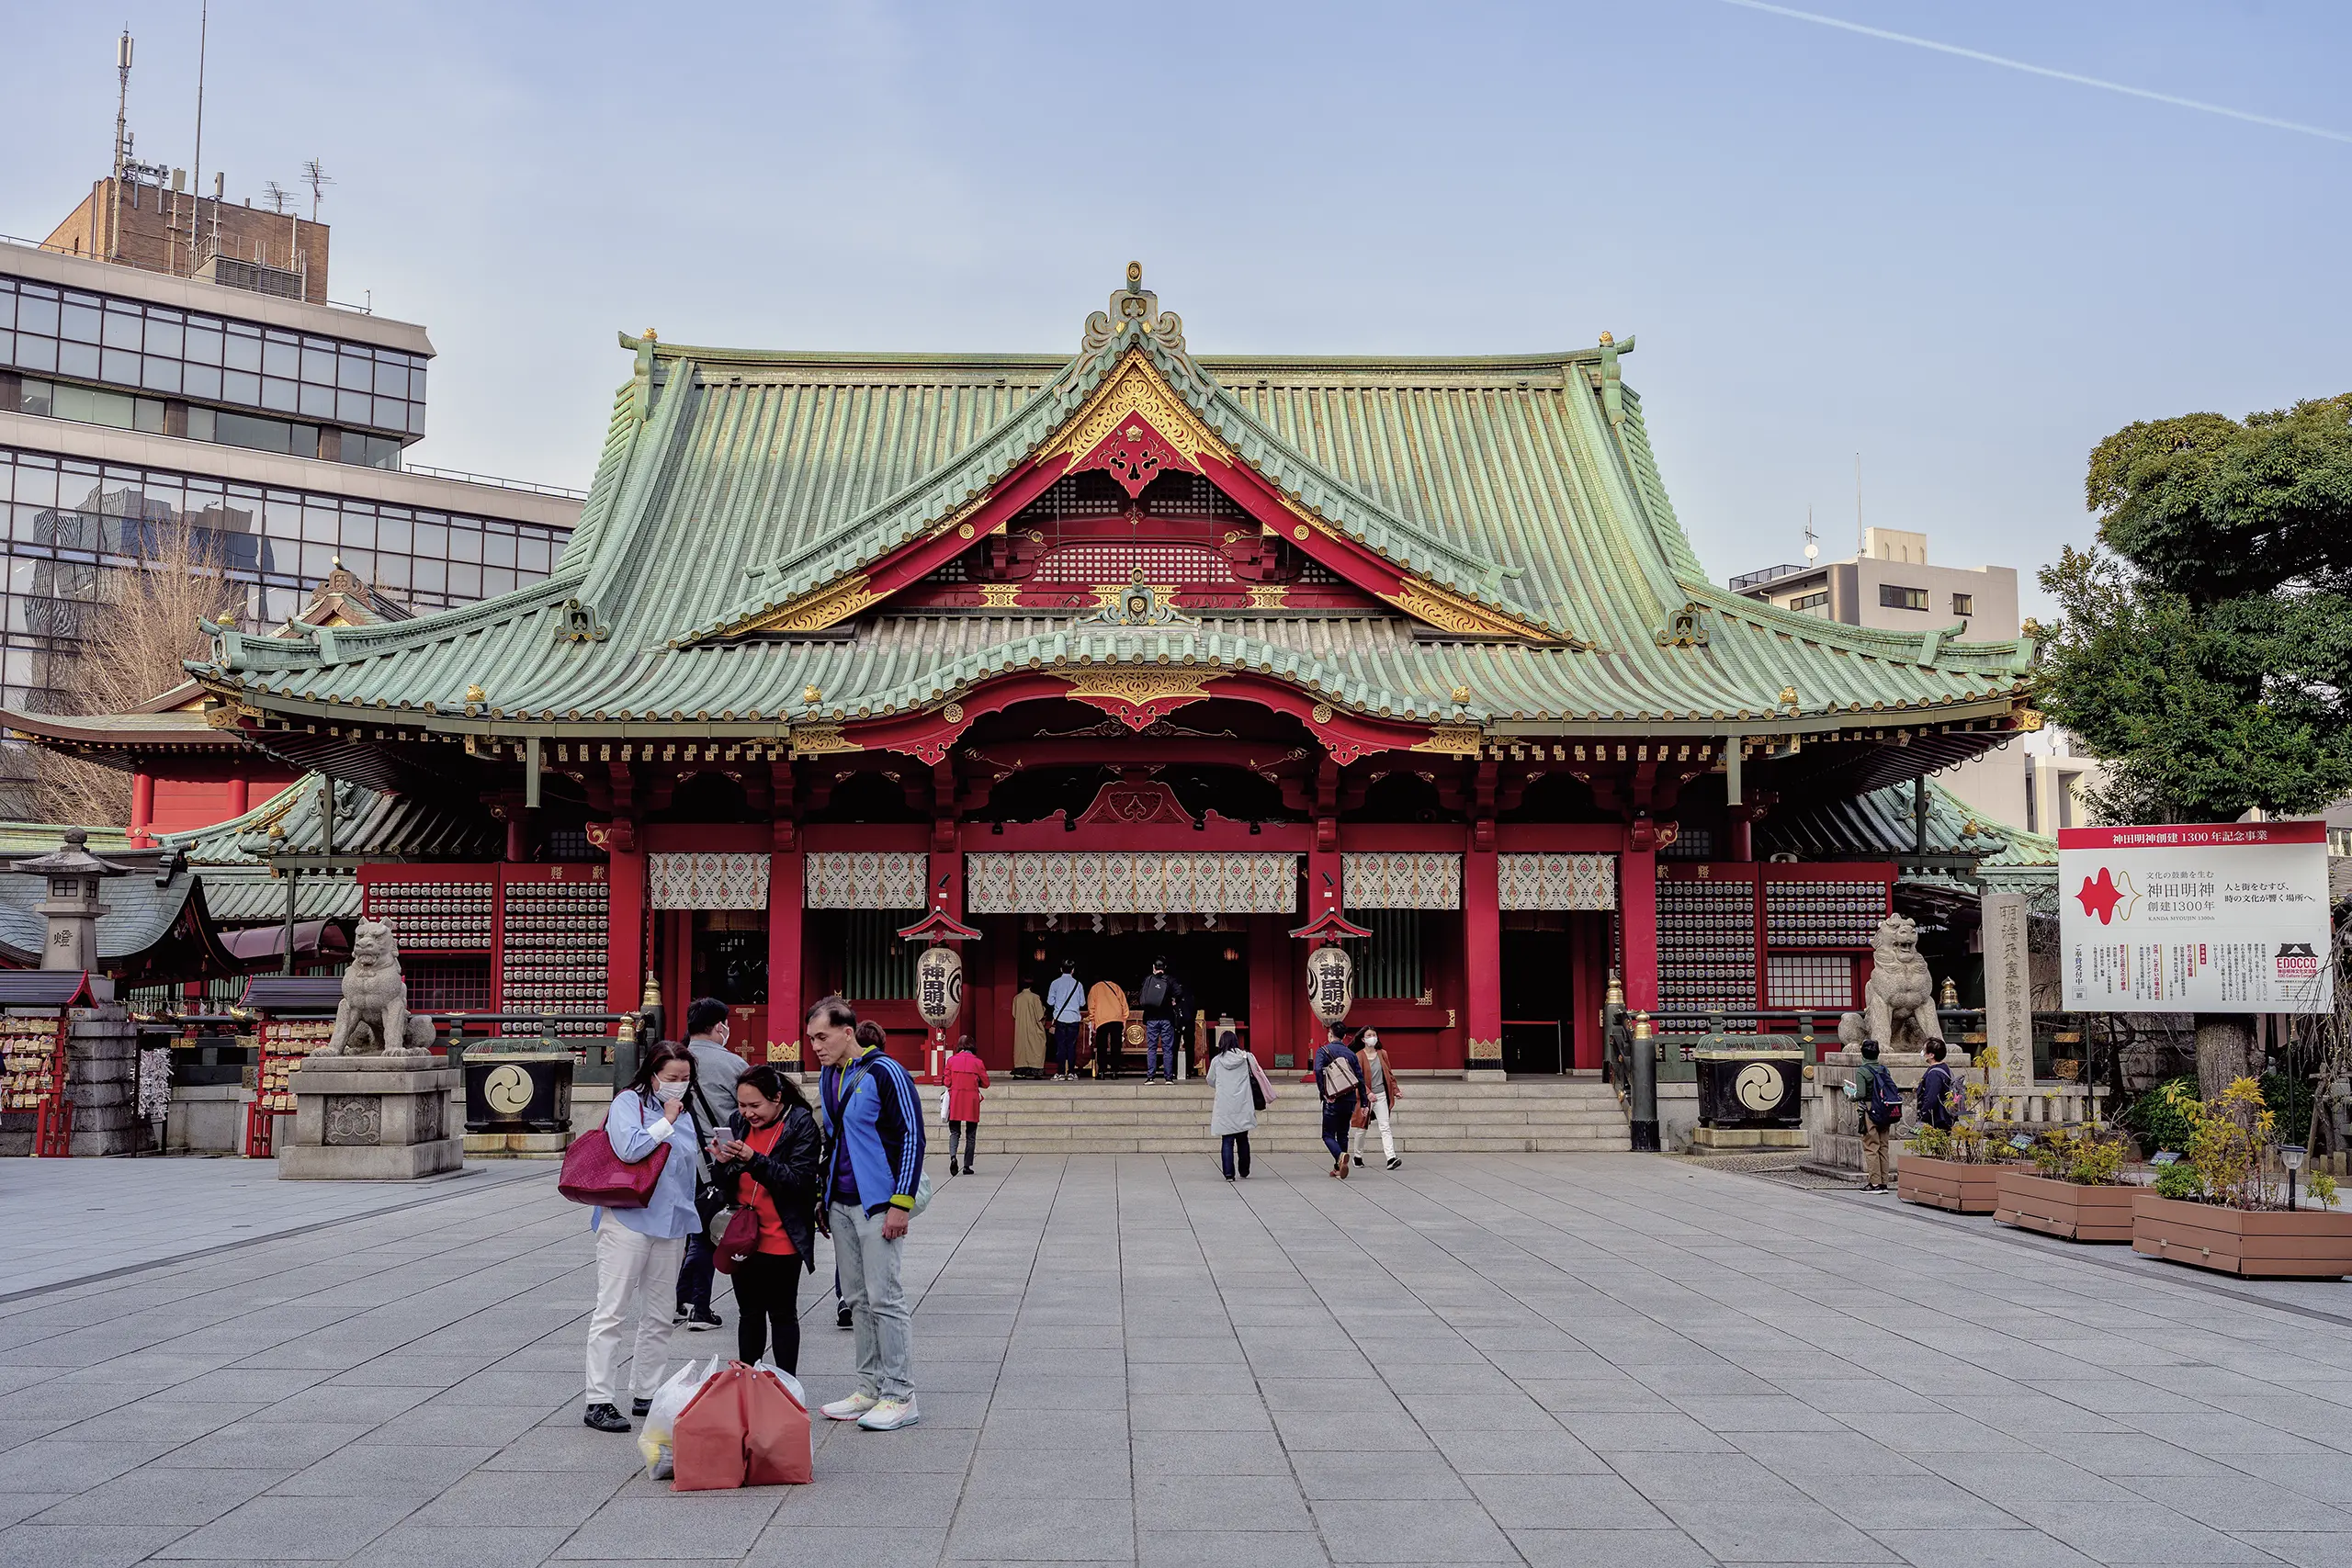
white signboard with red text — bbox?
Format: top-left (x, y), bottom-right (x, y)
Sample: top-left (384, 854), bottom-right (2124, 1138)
top-left (2058, 821), bottom-right (2332, 1013)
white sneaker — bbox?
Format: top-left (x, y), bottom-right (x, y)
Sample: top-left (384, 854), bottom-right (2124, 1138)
top-left (820, 1392), bottom-right (878, 1422)
top-left (857, 1397), bottom-right (921, 1431)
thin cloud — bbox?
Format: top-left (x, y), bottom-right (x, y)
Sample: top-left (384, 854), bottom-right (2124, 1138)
top-left (1722, 0), bottom-right (2352, 144)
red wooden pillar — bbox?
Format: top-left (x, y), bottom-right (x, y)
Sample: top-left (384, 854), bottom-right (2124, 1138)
top-left (1248, 912), bottom-right (1283, 1067)
top-left (227, 770), bottom-right (250, 818)
top-left (130, 762), bottom-right (153, 847)
top-left (1464, 841), bottom-right (1501, 1066)
top-left (767, 826), bottom-right (803, 1068)
top-left (605, 831), bottom-right (646, 1020)
top-left (1621, 838), bottom-right (1659, 1013)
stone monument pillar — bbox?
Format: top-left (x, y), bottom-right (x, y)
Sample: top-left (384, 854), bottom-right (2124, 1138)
top-left (279, 918), bottom-right (461, 1179)
top-left (1981, 891), bottom-right (2035, 1116)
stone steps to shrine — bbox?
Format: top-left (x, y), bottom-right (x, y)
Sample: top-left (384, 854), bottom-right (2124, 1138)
top-left (962, 1078), bottom-right (1631, 1156)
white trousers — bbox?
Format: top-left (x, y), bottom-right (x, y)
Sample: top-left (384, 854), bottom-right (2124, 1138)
top-left (1348, 1096), bottom-right (1396, 1163)
top-left (584, 1223), bottom-right (686, 1406)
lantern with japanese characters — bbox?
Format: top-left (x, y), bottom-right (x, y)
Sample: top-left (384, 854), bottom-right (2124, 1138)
top-left (915, 944), bottom-right (964, 1031)
top-left (1305, 944), bottom-right (1354, 1028)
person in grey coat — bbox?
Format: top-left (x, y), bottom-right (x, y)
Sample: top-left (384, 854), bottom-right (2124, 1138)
top-left (1206, 1031), bottom-right (1257, 1181)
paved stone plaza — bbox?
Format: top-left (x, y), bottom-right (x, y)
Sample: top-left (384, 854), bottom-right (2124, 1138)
top-left (4, 1154), bottom-right (2351, 1568)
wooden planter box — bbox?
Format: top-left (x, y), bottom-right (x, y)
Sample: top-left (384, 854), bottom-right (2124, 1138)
top-left (1994, 1169), bottom-right (2136, 1243)
top-left (2132, 1192), bottom-right (2352, 1279)
top-left (1895, 1156), bottom-right (2008, 1214)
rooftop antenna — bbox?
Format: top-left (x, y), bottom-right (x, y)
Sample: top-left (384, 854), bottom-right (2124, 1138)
top-left (1854, 452), bottom-right (1864, 555)
top-left (190, 0), bottom-right (208, 276)
top-left (301, 158), bottom-right (332, 221)
top-left (262, 181), bottom-right (292, 215)
top-left (110, 28), bottom-right (134, 263)
top-left (1804, 506), bottom-right (1817, 564)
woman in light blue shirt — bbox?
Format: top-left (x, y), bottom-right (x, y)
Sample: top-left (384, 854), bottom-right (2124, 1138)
top-left (583, 1040), bottom-right (710, 1433)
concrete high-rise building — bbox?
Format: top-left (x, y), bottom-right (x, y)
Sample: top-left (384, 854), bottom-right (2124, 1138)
top-left (0, 178), bottom-right (580, 817)
top-left (1731, 530), bottom-right (2028, 827)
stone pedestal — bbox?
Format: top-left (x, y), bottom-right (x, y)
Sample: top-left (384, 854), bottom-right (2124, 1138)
top-left (279, 1055), bottom-right (461, 1180)
top-left (66, 1009), bottom-right (149, 1156)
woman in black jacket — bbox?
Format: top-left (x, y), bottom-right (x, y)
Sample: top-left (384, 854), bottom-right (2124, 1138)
top-left (709, 1064), bottom-right (822, 1372)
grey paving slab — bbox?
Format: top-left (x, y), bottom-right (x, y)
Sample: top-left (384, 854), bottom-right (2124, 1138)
top-left (2, 1152), bottom-right (2350, 1567)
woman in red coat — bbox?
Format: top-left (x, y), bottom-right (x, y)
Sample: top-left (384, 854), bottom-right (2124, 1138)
top-left (944, 1036), bottom-right (989, 1176)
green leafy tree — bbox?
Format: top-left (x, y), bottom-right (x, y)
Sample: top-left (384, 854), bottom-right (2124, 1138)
top-left (2040, 394), bottom-right (2352, 1092)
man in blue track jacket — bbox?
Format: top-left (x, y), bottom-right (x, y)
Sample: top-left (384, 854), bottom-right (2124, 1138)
top-left (810, 997), bottom-right (925, 1430)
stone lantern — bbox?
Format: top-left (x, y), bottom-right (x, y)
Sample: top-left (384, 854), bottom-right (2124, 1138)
top-left (11, 829), bottom-right (130, 972)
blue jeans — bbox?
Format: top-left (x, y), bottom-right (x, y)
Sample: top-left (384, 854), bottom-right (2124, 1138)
top-left (1321, 1100), bottom-right (1354, 1163)
top-left (1221, 1131), bottom-right (1251, 1179)
top-left (1051, 1020), bottom-right (1080, 1072)
top-left (1144, 1019), bottom-right (1176, 1078)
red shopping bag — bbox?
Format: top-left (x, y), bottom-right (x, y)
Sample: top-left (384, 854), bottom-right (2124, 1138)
top-left (741, 1365), bottom-right (813, 1486)
top-left (670, 1364), bottom-right (751, 1491)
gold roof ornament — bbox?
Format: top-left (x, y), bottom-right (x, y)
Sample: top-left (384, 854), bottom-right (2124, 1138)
top-left (1778, 685), bottom-right (1799, 711)
top-left (1598, 331), bottom-right (1614, 346)
top-left (1452, 684), bottom-right (1472, 705)
top-left (803, 684), bottom-right (823, 706)
top-left (642, 328), bottom-right (658, 342)
top-left (464, 683), bottom-right (485, 705)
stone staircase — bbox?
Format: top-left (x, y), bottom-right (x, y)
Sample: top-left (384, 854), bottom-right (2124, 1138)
top-left (962, 1077), bottom-right (1631, 1156)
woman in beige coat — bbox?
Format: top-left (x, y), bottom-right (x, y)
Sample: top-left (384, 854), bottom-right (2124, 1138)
top-left (1012, 977), bottom-right (1049, 1077)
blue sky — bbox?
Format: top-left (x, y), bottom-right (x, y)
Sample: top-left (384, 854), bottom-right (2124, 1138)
top-left (7, 2), bottom-right (2346, 615)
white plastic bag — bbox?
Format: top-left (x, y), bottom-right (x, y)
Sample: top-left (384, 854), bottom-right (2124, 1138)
top-left (751, 1356), bottom-right (808, 1411)
top-left (636, 1356), bottom-right (722, 1481)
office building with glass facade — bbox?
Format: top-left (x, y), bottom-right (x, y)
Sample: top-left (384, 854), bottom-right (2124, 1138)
top-left (0, 232), bottom-right (578, 810)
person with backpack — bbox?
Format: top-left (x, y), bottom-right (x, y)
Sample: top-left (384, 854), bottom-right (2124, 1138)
top-left (1312, 1025), bottom-right (1366, 1179)
top-left (1139, 956), bottom-right (1182, 1083)
top-left (1917, 1042), bottom-right (1957, 1132)
top-left (1849, 1039), bottom-right (1903, 1190)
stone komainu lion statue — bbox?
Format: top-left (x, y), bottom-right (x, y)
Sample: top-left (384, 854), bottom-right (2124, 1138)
top-left (319, 919), bottom-right (435, 1056)
top-left (1863, 913), bottom-right (1944, 1054)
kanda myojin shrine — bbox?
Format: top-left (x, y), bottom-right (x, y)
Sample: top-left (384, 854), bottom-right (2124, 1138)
top-left (6, 265), bottom-right (2059, 1113)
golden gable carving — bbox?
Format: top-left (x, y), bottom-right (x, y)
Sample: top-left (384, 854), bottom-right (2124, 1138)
top-left (1039, 352), bottom-right (1233, 471)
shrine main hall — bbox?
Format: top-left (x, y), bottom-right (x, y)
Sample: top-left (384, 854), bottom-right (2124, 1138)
top-left (75, 266), bottom-right (2045, 1077)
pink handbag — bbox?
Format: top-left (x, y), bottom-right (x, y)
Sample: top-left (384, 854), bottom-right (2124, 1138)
top-left (558, 1104), bottom-right (669, 1209)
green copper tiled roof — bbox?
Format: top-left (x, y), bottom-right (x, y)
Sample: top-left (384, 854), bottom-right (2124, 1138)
top-left (190, 288), bottom-right (2035, 737)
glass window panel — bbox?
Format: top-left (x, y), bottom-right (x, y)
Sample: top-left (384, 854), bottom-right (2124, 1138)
top-left (413, 520), bottom-right (446, 557)
top-left (18, 294), bottom-right (59, 335)
top-left (16, 378), bottom-right (51, 419)
top-left (0, 332), bottom-right (14, 367)
top-left (335, 352), bottom-right (370, 391)
top-left (413, 557), bottom-right (446, 594)
top-left (98, 347), bottom-right (139, 385)
top-left (141, 356), bottom-right (182, 393)
top-left (12, 464), bottom-right (56, 508)
top-left (101, 306), bottom-right (141, 350)
top-left (261, 337), bottom-right (298, 378)
top-left (185, 364), bottom-right (221, 400)
top-left (338, 510), bottom-right (375, 549)
top-left (265, 587), bottom-right (299, 622)
top-left (185, 326), bottom-right (221, 364)
top-left (373, 360), bottom-right (405, 396)
top-left (447, 525), bottom-right (481, 563)
top-left (375, 554), bottom-right (410, 591)
top-left (260, 377), bottom-right (297, 412)
top-left (407, 404), bottom-right (425, 436)
top-left (407, 365), bottom-right (427, 400)
top-left (518, 535), bottom-right (553, 574)
top-left (133, 399), bottom-right (164, 434)
top-left (223, 368), bottom-right (260, 403)
top-left (338, 547), bottom-right (375, 581)
top-left (15, 334), bottom-right (56, 373)
top-left (61, 302), bottom-right (101, 343)
top-left (300, 542), bottom-right (335, 578)
top-left (368, 396), bottom-right (402, 430)
top-left (335, 389), bottom-right (369, 424)
top-left (58, 341), bottom-right (97, 379)
top-left (481, 566), bottom-right (514, 598)
top-left (300, 344), bottom-right (335, 384)
top-left (0, 285), bottom-right (12, 330)
top-left (447, 562), bottom-right (481, 599)
top-left (377, 513), bottom-right (411, 552)
top-left (483, 530), bottom-right (516, 568)
top-left (290, 423), bottom-right (319, 458)
top-left (143, 319), bottom-right (184, 358)
top-left (223, 330), bottom-right (261, 373)
top-left (298, 383), bottom-right (333, 420)
top-left (263, 494), bottom-right (303, 538)
top-left (301, 503), bottom-right (338, 542)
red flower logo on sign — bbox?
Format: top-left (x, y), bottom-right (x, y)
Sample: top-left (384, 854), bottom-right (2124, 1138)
top-left (2073, 866), bottom-right (2137, 925)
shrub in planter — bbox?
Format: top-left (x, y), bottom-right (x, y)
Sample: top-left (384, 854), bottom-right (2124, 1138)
top-left (2125, 1076), bottom-right (2199, 1157)
top-left (1996, 1126), bottom-right (2136, 1242)
top-left (2132, 1077), bottom-right (2352, 1278)
top-left (1897, 1109), bottom-right (2027, 1213)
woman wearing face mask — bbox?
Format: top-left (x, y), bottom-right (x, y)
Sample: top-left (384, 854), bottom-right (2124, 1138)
top-left (710, 1065), bottom-right (821, 1373)
top-left (582, 1041), bottom-right (707, 1434)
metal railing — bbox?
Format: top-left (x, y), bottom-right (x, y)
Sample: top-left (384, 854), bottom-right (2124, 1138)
top-left (401, 463), bottom-right (589, 502)
top-left (1727, 563), bottom-right (1811, 593)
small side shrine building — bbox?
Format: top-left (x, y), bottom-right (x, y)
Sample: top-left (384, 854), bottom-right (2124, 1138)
top-left (61, 269), bottom-right (2041, 1073)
